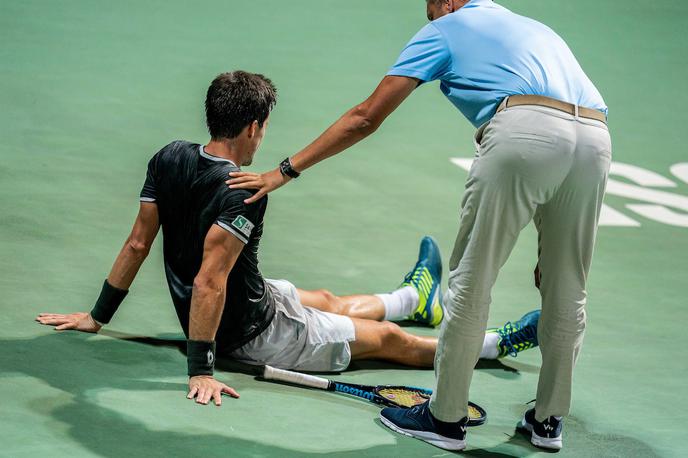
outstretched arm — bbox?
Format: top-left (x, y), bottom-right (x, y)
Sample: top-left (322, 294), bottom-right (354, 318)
top-left (186, 224), bottom-right (244, 406)
top-left (105, 202), bottom-right (160, 290)
top-left (36, 202), bottom-right (160, 332)
top-left (228, 75), bottom-right (419, 203)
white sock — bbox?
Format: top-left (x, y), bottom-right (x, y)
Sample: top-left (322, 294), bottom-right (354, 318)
top-left (479, 332), bottom-right (500, 359)
top-left (377, 286), bottom-right (419, 321)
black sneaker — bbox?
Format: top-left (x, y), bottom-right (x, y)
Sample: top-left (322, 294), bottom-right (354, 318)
top-left (380, 401), bottom-right (467, 451)
top-left (518, 408), bottom-right (563, 450)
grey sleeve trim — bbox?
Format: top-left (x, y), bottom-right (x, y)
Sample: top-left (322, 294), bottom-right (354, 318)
top-left (140, 197), bottom-right (156, 202)
top-left (215, 221), bottom-right (248, 244)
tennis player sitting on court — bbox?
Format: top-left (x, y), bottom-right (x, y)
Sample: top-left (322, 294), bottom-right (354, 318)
top-left (36, 71), bottom-right (539, 407)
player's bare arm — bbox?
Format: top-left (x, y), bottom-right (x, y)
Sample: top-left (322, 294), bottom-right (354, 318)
top-left (35, 202), bottom-right (160, 331)
top-left (186, 224), bottom-right (244, 406)
top-left (227, 75), bottom-right (418, 203)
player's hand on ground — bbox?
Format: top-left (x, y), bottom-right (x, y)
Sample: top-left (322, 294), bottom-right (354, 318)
top-left (227, 168), bottom-right (289, 204)
top-left (35, 312), bottom-right (102, 333)
top-left (187, 375), bottom-right (240, 406)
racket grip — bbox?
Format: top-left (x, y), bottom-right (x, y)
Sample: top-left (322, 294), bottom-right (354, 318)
top-left (262, 365), bottom-right (330, 390)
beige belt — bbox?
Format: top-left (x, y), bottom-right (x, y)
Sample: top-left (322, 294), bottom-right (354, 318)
top-left (496, 94), bottom-right (607, 124)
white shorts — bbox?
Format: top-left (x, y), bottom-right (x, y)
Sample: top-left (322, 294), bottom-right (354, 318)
top-left (230, 279), bottom-right (356, 372)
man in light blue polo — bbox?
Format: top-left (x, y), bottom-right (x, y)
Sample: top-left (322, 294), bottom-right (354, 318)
top-left (227, 0), bottom-right (611, 451)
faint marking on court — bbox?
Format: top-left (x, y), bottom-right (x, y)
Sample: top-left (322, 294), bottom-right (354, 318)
top-left (450, 158), bottom-right (688, 228)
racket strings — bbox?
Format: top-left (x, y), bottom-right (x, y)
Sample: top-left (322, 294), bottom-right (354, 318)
top-left (467, 405), bottom-right (482, 420)
top-left (377, 388), bottom-right (430, 408)
top-left (376, 388), bottom-right (483, 421)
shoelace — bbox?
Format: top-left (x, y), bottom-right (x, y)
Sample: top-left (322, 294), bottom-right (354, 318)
top-left (405, 401), bottom-right (429, 420)
top-left (402, 264), bottom-right (422, 286)
top-left (498, 320), bottom-right (537, 357)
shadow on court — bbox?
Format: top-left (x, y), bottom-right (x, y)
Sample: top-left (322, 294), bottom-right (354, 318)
top-left (103, 329), bottom-right (534, 381)
top-left (0, 332), bottom-right (502, 457)
top-left (504, 417), bottom-right (661, 458)
top-left (335, 348), bottom-right (534, 381)
top-left (0, 332), bottom-right (659, 457)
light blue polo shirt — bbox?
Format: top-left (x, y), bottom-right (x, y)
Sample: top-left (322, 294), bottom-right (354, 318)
top-left (388, 0), bottom-right (607, 127)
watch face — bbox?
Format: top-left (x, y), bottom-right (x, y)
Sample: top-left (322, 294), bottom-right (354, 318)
top-left (280, 158), bottom-right (299, 178)
top-left (279, 159), bottom-right (289, 176)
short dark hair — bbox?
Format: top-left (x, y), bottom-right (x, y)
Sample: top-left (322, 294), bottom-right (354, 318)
top-left (205, 71), bottom-right (277, 140)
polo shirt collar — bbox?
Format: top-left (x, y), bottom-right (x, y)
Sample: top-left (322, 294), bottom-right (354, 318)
top-left (199, 144), bottom-right (238, 168)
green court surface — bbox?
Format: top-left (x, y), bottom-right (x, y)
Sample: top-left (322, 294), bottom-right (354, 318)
top-left (1, 1), bottom-right (686, 456)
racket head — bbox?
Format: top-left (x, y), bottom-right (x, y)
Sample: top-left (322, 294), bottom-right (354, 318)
top-left (373, 386), bottom-right (487, 427)
top-left (466, 401), bottom-right (487, 427)
top-left (374, 386), bottom-right (431, 408)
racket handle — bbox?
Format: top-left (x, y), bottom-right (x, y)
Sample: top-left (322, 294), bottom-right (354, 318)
top-left (262, 365), bottom-right (330, 390)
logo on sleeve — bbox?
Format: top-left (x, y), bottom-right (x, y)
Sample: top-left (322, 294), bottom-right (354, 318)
top-left (231, 215), bottom-right (254, 238)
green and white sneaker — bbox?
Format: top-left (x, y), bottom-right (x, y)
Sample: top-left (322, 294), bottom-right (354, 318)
top-left (487, 309), bottom-right (541, 358)
top-left (401, 236), bottom-right (444, 327)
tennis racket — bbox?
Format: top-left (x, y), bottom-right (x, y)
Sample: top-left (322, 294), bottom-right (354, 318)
top-left (262, 365), bottom-right (486, 426)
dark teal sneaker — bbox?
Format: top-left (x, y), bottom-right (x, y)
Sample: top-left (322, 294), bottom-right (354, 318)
top-left (401, 236), bottom-right (443, 327)
top-left (487, 309), bottom-right (540, 357)
top-left (380, 401), bottom-right (467, 451)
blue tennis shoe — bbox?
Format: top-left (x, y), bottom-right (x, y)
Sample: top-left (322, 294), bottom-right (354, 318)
top-left (380, 401), bottom-right (467, 451)
top-left (487, 309), bottom-right (540, 357)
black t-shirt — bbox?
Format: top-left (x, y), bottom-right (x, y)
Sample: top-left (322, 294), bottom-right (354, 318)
top-left (140, 140), bottom-right (275, 351)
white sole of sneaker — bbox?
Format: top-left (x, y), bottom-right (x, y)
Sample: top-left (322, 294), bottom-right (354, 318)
top-left (379, 414), bottom-right (466, 451)
top-left (519, 415), bottom-right (563, 450)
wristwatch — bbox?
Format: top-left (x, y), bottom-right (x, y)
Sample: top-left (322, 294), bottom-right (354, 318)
top-left (279, 158), bottom-right (300, 179)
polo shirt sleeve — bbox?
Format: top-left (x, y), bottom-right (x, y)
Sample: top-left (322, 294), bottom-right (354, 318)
top-left (387, 23), bottom-right (451, 83)
top-left (215, 191), bottom-right (262, 244)
top-left (139, 155), bottom-right (158, 203)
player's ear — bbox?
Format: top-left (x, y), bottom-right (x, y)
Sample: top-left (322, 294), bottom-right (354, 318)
top-left (247, 120), bottom-right (258, 139)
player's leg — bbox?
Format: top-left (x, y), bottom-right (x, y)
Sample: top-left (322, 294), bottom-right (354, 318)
top-left (349, 318), bottom-right (437, 367)
top-left (231, 280), bottom-right (434, 370)
top-left (297, 286), bottom-right (541, 360)
top-left (349, 314), bottom-right (538, 366)
top-left (231, 278), bottom-right (540, 372)
top-left (230, 279), bottom-right (434, 371)
top-left (526, 120), bottom-right (611, 444)
top-left (297, 287), bottom-right (426, 322)
top-left (296, 288), bottom-right (387, 321)
top-left (296, 236), bottom-right (444, 325)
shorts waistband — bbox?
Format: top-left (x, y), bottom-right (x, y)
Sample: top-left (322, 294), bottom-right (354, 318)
top-left (497, 95), bottom-right (607, 124)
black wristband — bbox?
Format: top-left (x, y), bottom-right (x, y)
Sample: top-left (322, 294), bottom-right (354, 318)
top-left (89, 280), bottom-right (128, 324)
top-left (279, 157), bottom-right (300, 179)
top-left (187, 340), bottom-right (216, 377)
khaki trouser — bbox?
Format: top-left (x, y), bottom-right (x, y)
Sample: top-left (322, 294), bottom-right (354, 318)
top-left (430, 104), bottom-right (612, 423)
